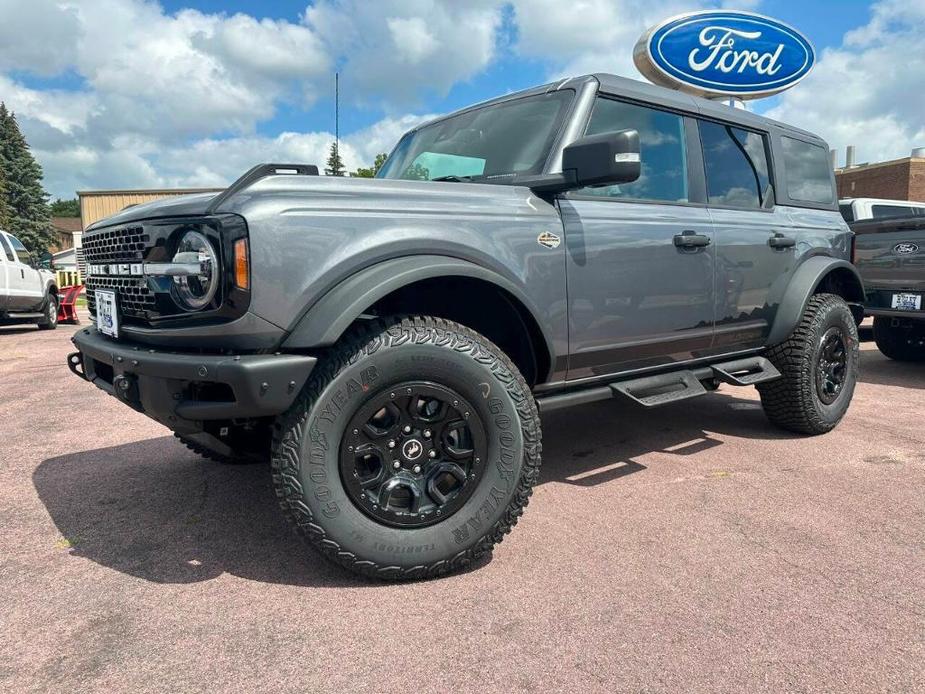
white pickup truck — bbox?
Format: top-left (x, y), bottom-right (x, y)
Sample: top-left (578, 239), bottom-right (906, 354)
top-left (839, 197), bottom-right (925, 222)
top-left (0, 229), bottom-right (59, 329)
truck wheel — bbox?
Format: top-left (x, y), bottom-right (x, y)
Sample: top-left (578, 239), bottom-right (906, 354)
top-left (872, 317), bottom-right (925, 362)
top-left (271, 315), bottom-right (542, 580)
top-left (37, 294), bottom-right (58, 330)
top-left (174, 433), bottom-right (266, 465)
top-left (758, 293), bottom-right (859, 435)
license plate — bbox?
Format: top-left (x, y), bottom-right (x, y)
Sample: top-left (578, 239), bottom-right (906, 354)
top-left (96, 289), bottom-right (120, 338)
top-left (891, 292), bottom-right (922, 311)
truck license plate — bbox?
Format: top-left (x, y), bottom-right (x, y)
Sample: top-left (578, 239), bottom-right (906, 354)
top-left (891, 293), bottom-right (922, 311)
top-left (96, 289), bottom-right (120, 338)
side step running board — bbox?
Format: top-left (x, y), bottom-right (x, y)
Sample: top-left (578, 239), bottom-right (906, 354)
top-left (711, 356), bottom-right (780, 386)
top-left (610, 371), bottom-right (706, 407)
top-left (535, 354), bottom-right (782, 414)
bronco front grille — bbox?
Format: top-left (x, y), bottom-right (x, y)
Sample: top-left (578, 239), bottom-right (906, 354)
top-left (84, 225), bottom-right (157, 320)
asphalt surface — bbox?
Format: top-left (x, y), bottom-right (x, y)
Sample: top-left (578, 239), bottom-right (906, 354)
top-left (1, 315), bottom-right (923, 693)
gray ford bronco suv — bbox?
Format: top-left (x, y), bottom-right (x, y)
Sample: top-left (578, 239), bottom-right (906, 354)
top-left (68, 74), bottom-right (863, 580)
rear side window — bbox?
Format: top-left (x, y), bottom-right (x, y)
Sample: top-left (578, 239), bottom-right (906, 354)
top-left (0, 234), bottom-right (14, 262)
top-left (871, 204), bottom-right (921, 219)
top-left (839, 203), bottom-right (855, 222)
top-left (700, 121), bottom-right (772, 209)
top-left (782, 136), bottom-right (835, 204)
top-left (575, 98), bottom-right (689, 203)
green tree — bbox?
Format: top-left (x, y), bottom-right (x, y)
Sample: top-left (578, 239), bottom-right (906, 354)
top-left (50, 197), bottom-right (80, 217)
top-left (0, 165), bottom-right (12, 229)
top-left (324, 141), bottom-right (346, 176)
top-left (401, 163), bottom-right (430, 181)
top-left (0, 103), bottom-right (53, 253)
top-left (353, 153), bottom-right (388, 178)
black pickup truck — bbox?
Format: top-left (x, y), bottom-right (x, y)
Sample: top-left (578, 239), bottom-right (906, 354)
top-left (852, 216), bottom-right (925, 360)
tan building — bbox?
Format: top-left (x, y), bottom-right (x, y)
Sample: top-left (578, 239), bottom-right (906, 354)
top-left (74, 187), bottom-right (224, 275)
top-left (835, 150), bottom-right (925, 202)
top-left (49, 216), bottom-right (82, 253)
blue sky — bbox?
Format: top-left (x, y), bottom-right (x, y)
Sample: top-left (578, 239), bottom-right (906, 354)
top-left (0, 0), bottom-right (922, 199)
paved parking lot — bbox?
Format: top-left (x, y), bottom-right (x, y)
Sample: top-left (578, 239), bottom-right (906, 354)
top-left (1, 315), bottom-right (923, 693)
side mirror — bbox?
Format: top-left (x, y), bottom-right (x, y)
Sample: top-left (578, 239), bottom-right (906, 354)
top-left (562, 129), bottom-right (640, 188)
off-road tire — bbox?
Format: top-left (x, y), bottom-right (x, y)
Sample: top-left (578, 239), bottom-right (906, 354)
top-left (174, 433), bottom-right (264, 465)
top-left (758, 293), bottom-right (859, 435)
top-left (271, 315), bottom-right (542, 581)
top-left (873, 317), bottom-right (925, 362)
top-left (37, 294), bottom-right (58, 330)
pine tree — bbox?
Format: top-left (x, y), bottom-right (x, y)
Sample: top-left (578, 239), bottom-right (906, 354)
top-left (0, 164), bottom-right (12, 230)
top-left (324, 141), bottom-right (346, 177)
top-left (0, 103), bottom-right (53, 253)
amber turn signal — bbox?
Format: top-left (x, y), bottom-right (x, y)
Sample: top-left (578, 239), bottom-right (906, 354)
top-left (234, 238), bottom-right (249, 290)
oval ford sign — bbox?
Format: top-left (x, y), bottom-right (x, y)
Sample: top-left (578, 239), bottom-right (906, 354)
top-left (893, 243), bottom-right (919, 255)
top-left (634, 11), bottom-right (815, 99)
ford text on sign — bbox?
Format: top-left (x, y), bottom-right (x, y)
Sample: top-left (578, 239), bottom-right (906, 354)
top-left (634, 11), bottom-right (815, 99)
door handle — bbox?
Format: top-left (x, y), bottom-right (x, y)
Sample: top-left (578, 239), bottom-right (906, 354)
top-left (769, 234), bottom-right (796, 249)
top-left (20, 269), bottom-right (24, 278)
top-left (674, 231), bottom-right (711, 248)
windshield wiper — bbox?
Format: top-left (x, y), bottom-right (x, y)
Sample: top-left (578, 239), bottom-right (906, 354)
top-left (431, 175), bottom-right (475, 183)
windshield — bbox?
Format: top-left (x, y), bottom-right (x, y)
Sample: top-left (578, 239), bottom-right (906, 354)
top-left (377, 91), bottom-right (574, 183)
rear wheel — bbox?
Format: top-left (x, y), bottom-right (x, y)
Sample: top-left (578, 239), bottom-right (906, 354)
top-left (271, 315), bottom-right (542, 580)
top-left (37, 294), bottom-right (58, 330)
top-left (873, 317), bottom-right (925, 362)
top-left (758, 294), bottom-right (859, 435)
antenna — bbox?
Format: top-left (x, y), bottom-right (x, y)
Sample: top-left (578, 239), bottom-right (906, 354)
top-left (334, 72), bottom-right (339, 170)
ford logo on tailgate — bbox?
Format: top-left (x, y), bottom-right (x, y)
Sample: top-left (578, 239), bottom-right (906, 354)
top-left (634, 11), bottom-right (815, 99)
top-left (893, 243), bottom-right (919, 255)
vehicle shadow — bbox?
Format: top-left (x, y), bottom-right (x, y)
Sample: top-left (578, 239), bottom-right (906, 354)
top-left (0, 325), bottom-right (39, 336)
top-left (34, 436), bottom-right (491, 588)
top-left (34, 389), bottom-right (794, 587)
top-left (858, 347), bottom-right (925, 389)
top-left (540, 390), bottom-right (792, 486)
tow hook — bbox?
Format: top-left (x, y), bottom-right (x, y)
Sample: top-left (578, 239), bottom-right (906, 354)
top-left (113, 373), bottom-right (140, 404)
top-left (66, 352), bottom-right (86, 380)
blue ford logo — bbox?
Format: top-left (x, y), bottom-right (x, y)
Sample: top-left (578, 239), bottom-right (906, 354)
top-left (634, 11), bottom-right (815, 99)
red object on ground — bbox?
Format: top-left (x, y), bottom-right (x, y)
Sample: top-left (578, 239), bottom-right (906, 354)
top-left (57, 285), bottom-right (83, 324)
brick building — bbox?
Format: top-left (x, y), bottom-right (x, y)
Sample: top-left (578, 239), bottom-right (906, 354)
top-left (835, 152), bottom-right (925, 202)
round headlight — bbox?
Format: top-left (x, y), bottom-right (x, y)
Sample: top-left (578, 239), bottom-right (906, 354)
top-left (171, 231), bottom-right (218, 310)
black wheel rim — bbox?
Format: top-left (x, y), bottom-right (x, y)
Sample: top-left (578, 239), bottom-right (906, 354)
top-left (816, 327), bottom-right (849, 405)
top-left (339, 382), bottom-right (487, 528)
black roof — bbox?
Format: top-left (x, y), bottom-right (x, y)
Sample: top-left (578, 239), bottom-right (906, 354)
top-left (590, 73), bottom-right (822, 142)
top-left (413, 73), bottom-right (824, 146)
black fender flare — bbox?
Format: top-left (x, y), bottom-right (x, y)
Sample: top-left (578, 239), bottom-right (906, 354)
top-left (282, 254), bottom-right (556, 363)
top-left (766, 256), bottom-right (865, 346)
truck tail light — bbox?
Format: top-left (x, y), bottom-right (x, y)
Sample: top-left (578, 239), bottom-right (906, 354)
top-left (234, 239), bottom-right (249, 290)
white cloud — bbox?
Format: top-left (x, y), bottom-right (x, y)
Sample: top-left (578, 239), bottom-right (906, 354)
top-left (305, 0), bottom-right (504, 106)
top-left (766, 0), bottom-right (925, 166)
top-left (510, 0), bottom-right (737, 80)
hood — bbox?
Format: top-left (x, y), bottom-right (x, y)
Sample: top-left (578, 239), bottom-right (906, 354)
top-left (85, 192), bottom-right (220, 231)
top-left (214, 173), bottom-right (540, 218)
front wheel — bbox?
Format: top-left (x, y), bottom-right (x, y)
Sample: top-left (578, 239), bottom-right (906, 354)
top-left (37, 294), bottom-right (58, 330)
top-left (758, 293), bottom-right (859, 435)
top-left (271, 316), bottom-right (542, 580)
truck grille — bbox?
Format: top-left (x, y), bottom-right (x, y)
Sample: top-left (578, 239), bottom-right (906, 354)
top-left (84, 225), bottom-right (157, 320)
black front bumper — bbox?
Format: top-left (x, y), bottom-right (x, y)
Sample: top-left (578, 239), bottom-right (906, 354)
top-left (69, 327), bottom-right (315, 432)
